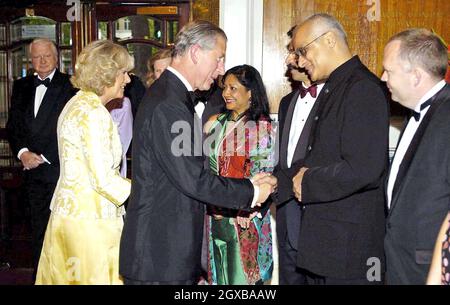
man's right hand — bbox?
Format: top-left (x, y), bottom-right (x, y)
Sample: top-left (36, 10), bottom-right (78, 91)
top-left (253, 173), bottom-right (278, 205)
top-left (20, 151), bottom-right (44, 170)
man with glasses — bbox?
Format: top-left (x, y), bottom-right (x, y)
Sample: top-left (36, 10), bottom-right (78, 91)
top-left (290, 13), bottom-right (389, 284)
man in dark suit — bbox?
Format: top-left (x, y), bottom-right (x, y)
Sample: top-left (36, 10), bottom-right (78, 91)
top-left (197, 80), bottom-right (224, 126)
top-left (6, 38), bottom-right (75, 277)
top-left (273, 26), bottom-right (324, 285)
top-left (124, 73), bottom-right (146, 119)
top-left (119, 21), bottom-right (276, 285)
top-left (382, 29), bottom-right (450, 284)
top-left (291, 14), bottom-right (389, 284)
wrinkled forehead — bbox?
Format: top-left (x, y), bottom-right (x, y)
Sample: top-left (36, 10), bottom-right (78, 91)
top-left (383, 41), bottom-right (402, 64)
top-left (31, 42), bottom-right (55, 54)
top-left (212, 35), bottom-right (227, 56)
top-left (292, 22), bottom-right (318, 47)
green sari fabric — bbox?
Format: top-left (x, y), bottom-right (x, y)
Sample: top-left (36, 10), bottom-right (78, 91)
top-left (206, 112), bottom-right (275, 285)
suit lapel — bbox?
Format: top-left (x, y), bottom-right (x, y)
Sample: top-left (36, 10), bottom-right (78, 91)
top-left (291, 97), bottom-right (321, 165)
top-left (24, 77), bottom-right (37, 123)
top-left (33, 71), bottom-right (63, 134)
top-left (164, 70), bottom-right (196, 116)
top-left (280, 90), bottom-right (300, 169)
top-left (389, 86), bottom-right (449, 212)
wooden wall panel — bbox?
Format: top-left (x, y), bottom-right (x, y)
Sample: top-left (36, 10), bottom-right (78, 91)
top-left (263, 0), bottom-right (315, 112)
top-left (192, 0), bottom-right (220, 25)
top-left (263, 0), bottom-right (450, 113)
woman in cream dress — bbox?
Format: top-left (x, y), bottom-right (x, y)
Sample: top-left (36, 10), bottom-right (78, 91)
top-left (35, 40), bottom-right (133, 284)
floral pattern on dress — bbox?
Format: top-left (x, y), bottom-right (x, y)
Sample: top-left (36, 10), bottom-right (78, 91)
top-left (442, 216), bottom-right (450, 285)
top-left (206, 113), bottom-right (275, 285)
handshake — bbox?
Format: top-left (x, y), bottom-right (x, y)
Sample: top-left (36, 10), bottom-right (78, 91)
top-left (252, 173), bottom-right (278, 206)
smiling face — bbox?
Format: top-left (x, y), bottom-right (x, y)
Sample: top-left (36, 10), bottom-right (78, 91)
top-left (194, 35), bottom-right (226, 91)
top-left (31, 41), bottom-right (58, 79)
top-left (292, 23), bottom-right (331, 82)
top-left (285, 42), bottom-right (311, 84)
top-left (222, 73), bottom-right (251, 118)
top-left (101, 69), bottom-right (131, 104)
top-left (381, 40), bottom-right (416, 109)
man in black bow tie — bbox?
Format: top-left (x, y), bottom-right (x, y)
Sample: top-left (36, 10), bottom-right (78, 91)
top-left (272, 25), bottom-right (325, 284)
top-left (120, 20), bottom-right (277, 285)
top-left (382, 29), bottom-right (450, 285)
top-left (6, 38), bottom-right (76, 280)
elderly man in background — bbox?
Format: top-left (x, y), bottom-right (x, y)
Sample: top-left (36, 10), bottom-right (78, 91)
top-left (6, 38), bottom-right (76, 279)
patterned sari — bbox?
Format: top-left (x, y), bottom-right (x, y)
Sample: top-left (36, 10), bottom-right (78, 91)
top-left (206, 112), bottom-right (275, 285)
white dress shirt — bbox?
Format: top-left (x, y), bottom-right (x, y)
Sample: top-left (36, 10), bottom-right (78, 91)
top-left (34, 69), bottom-right (56, 117)
top-left (287, 83), bottom-right (324, 168)
top-left (17, 69), bottom-right (56, 164)
top-left (166, 66), bottom-right (260, 207)
top-left (387, 80), bottom-right (446, 208)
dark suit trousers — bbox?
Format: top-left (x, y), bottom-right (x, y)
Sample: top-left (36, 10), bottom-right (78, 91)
top-left (278, 230), bottom-right (307, 285)
top-left (299, 268), bottom-right (383, 285)
top-left (26, 177), bottom-right (56, 277)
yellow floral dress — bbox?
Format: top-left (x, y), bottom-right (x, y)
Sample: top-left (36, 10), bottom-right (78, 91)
top-left (35, 91), bottom-right (131, 285)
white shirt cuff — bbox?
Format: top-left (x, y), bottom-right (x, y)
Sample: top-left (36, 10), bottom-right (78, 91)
top-left (41, 154), bottom-right (51, 164)
top-left (250, 181), bottom-right (259, 208)
top-left (17, 148), bottom-right (29, 160)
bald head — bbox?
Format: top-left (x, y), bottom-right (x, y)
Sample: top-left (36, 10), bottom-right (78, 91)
top-left (292, 13), bottom-right (352, 82)
top-left (301, 13), bottom-right (348, 46)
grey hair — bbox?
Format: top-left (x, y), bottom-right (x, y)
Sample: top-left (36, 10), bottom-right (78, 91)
top-left (172, 20), bottom-right (227, 57)
top-left (303, 13), bottom-right (348, 45)
top-left (29, 38), bottom-right (58, 58)
top-left (388, 28), bottom-right (448, 79)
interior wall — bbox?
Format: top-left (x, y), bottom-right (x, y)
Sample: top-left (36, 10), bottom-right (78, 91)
top-left (262, 0), bottom-right (450, 112)
top-left (192, 0), bottom-right (220, 25)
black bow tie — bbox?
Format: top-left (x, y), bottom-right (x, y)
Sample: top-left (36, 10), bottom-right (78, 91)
top-left (411, 98), bottom-right (434, 122)
top-left (187, 91), bottom-right (205, 106)
top-left (34, 77), bottom-right (51, 87)
top-left (299, 84), bottom-right (317, 98)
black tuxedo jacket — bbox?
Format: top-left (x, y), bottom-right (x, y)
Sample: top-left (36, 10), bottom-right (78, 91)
top-left (119, 70), bottom-right (254, 282)
top-left (6, 70), bottom-right (76, 183)
top-left (297, 56), bottom-right (389, 279)
top-left (385, 84), bottom-right (450, 284)
top-left (273, 89), bottom-right (318, 250)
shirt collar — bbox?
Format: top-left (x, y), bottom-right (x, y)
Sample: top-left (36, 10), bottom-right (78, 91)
top-left (36, 68), bottom-right (56, 81)
top-left (167, 66), bottom-right (193, 92)
top-left (414, 80), bottom-right (446, 112)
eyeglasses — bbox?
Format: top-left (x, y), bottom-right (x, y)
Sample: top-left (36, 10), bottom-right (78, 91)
top-left (294, 31), bottom-right (329, 57)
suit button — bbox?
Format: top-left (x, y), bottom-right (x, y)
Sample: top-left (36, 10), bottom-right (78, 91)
top-left (324, 88), bottom-right (329, 94)
top-left (314, 116), bottom-right (319, 121)
top-left (307, 145), bottom-right (312, 151)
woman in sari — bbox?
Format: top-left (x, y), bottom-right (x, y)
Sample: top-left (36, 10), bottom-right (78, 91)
top-left (205, 64), bottom-right (275, 285)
